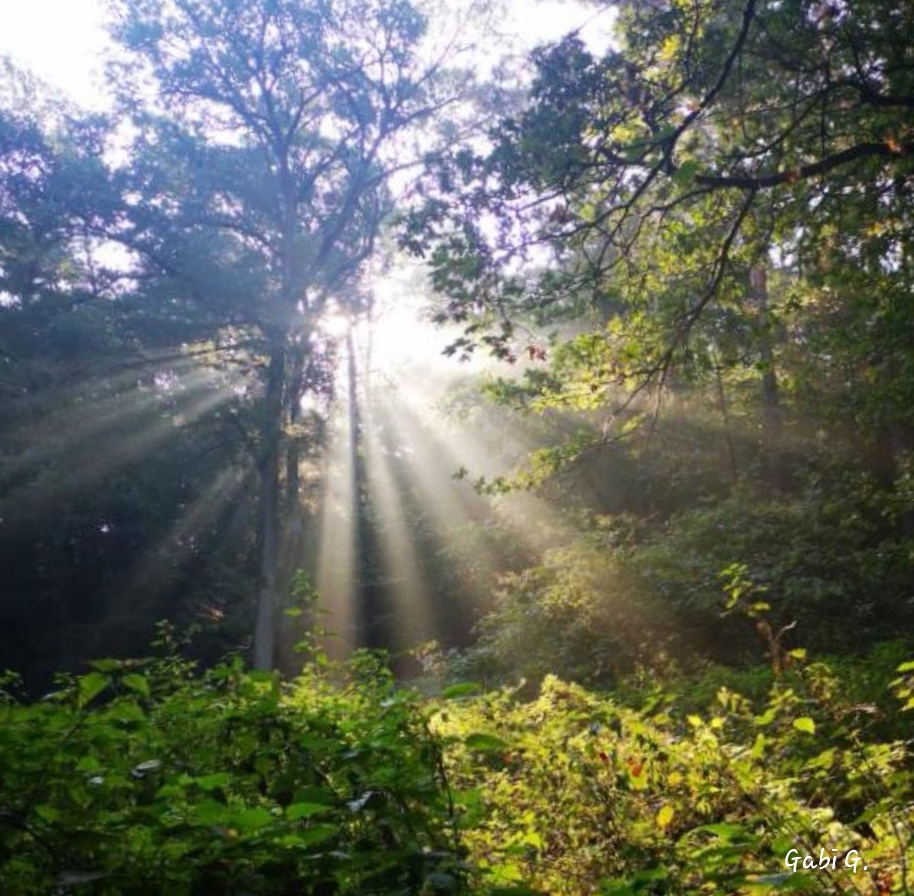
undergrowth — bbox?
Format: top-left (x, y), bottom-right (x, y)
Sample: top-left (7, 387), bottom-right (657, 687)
top-left (1, 640), bottom-right (913, 895)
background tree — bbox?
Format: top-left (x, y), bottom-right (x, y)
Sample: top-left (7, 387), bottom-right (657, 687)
top-left (0, 67), bottom-right (262, 688)
top-left (107, 0), bottom-right (466, 668)
top-left (394, 0), bottom-right (914, 682)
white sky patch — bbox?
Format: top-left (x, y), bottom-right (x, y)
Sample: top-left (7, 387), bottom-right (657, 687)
top-left (0, 0), bottom-right (110, 109)
top-left (507, 0), bottom-right (613, 53)
top-left (0, 0), bottom-right (613, 112)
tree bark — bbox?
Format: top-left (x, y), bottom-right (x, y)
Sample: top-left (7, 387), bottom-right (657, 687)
top-left (254, 170), bottom-right (298, 671)
top-left (285, 350), bottom-right (305, 508)
top-left (252, 341), bottom-right (286, 670)
top-left (347, 327), bottom-right (388, 648)
top-left (750, 266), bottom-right (785, 488)
top-left (714, 356), bottom-right (739, 485)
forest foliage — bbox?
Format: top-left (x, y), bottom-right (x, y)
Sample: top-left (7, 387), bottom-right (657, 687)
top-left (1, 638), bottom-right (913, 895)
top-left (2, 0), bottom-right (914, 891)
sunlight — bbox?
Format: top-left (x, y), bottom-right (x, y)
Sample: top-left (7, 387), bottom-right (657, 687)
top-left (361, 408), bottom-right (434, 649)
top-left (1, 0), bottom-right (908, 886)
top-left (0, 0), bottom-right (109, 109)
top-left (314, 366), bottom-right (359, 659)
top-left (2, 0), bottom-right (624, 668)
top-left (316, 306), bottom-right (352, 341)
top-left (114, 465), bottom-right (255, 620)
top-left (304, 271), bottom-right (583, 659)
top-left (0, 0), bottom-right (613, 113)
top-left (2, 358), bottom-right (238, 520)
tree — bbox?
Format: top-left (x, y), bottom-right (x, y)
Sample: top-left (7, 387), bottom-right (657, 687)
top-left (409, 0), bottom-right (914, 474)
top-left (107, 0), bottom-right (465, 668)
top-left (0, 70), bottom-right (264, 688)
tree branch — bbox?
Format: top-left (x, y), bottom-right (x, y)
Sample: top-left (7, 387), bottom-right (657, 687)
top-left (695, 140), bottom-right (912, 190)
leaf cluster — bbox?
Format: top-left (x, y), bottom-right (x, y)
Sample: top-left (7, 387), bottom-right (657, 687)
top-left (436, 659), bottom-right (914, 896)
top-left (0, 653), bottom-right (465, 895)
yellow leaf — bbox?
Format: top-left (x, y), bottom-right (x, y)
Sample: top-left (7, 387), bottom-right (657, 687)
top-left (657, 804), bottom-right (674, 830)
top-left (793, 717), bottom-right (816, 735)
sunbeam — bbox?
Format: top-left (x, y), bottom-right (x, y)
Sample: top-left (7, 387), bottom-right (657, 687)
top-left (304, 277), bottom-right (584, 665)
top-left (112, 464), bottom-right (255, 623)
top-left (314, 370), bottom-right (358, 659)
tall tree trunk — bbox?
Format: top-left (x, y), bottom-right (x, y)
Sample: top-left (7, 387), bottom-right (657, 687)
top-left (254, 185), bottom-right (298, 671)
top-left (285, 351), bottom-right (305, 508)
top-left (751, 266), bottom-right (785, 488)
top-left (713, 355), bottom-right (739, 485)
top-left (253, 342), bottom-right (286, 670)
top-left (347, 327), bottom-right (388, 648)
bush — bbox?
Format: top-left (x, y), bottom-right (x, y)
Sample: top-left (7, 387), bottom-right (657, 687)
top-left (0, 651), bottom-right (464, 896)
top-left (435, 658), bottom-right (914, 896)
top-left (453, 471), bottom-right (914, 688)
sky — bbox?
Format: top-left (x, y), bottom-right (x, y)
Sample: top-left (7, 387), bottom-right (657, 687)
top-left (0, 0), bottom-right (612, 110)
top-left (0, 0), bottom-right (110, 108)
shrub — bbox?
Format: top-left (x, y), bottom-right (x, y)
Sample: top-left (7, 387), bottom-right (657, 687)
top-left (435, 658), bottom-right (914, 896)
top-left (0, 652), bottom-right (464, 896)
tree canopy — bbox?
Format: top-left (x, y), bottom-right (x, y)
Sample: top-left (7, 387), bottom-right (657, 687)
top-left (2, 0), bottom-right (914, 692)
top-left (104, 0), bottom-right (470, 668)
top-left (412, 0), bottom-right (914, 449)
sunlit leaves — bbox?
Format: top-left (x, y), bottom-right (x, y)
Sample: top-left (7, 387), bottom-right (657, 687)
top-left (413, 0), bottom-right (914, 498)
top-left (76, 671), bottom-right (111, 708)
top-left (792, 717), bottom-right (816, 735)
top-left (435, 658), bottom-right (914, 896)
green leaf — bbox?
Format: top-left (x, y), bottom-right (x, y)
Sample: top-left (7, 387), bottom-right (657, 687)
top-left (296, 823), bottom-right (339, 847)
top-left (286, 802), bottom-right (332, 821)
top-left (234, 807), bottom-right (274, 830)
top-left (792, 717), bottom-right (816, 735)
top-left (441, 682), bottom-right (481, 699)
top-left (77, 671), bottom-right (110, 708)
top-left (108, 700), bottom-right (145, 723)
top-left (195, 799), bottom-right (228, 824)
top-left (464, 733), bottom-right (509, 752)
top-left (196, 773), bottom-right (231, 792)
top-left (523, 830), bottom-right (543, 849)
top-left (35, 804), bottom-right (61, 823)
top-left (87, 659), bottom-right (123, 673)
top-left (292, 786), bottom-right (336, 806)
top-left (671, 159), bottom-right (701, 187)
top-left (122, 674), bottom-right (150, 699)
